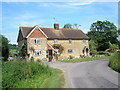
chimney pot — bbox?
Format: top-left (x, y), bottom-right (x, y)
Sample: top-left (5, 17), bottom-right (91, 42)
top-left (54, 24), bottom-right (59, 30)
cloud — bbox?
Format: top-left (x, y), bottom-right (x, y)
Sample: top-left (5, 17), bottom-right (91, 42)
top-left (42, 3), bottom-right (78, 9)
top-left (2, 0), bottom-right (119, 2)
top-left (68, 3), bottom-right (92, 6)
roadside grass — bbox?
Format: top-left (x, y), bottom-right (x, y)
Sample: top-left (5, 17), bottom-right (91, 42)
top-left (13, 69), bottom-right (65, 88)
top-left (58, 56), bottom-right (110, 63)
top-left (108, 52), bottom-right (120, 73)
top-left (2, 60), bottom-right (65, 88)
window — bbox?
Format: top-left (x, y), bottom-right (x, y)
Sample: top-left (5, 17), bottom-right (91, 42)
top-left (68, 49), bottom-right (73, 53)
top-left (54, 39), bottom-right (58, 44)
top-left (82, 40), bottom-right (86, 43)
top-left (69, 39), bottom-right (72, 44)
top-left (34, 51), bottom-right (42, 56)
top-left (34, 39), bottom-right (40, 44)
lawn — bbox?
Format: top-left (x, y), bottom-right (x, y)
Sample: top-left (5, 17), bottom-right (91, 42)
top-left (2, 60), bottom-right (65, 88)
top-left (58, 56), bottom-right (110, 63)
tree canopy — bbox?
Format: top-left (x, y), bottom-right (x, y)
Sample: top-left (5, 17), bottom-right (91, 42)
top-left (0, 35), bottom-right (9, 61)
top-left (63, 23), bottom-right (81, 29)
top-left (87, 20), bottom-right (119, 51)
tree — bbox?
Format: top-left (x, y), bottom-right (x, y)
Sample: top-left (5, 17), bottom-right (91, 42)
top-left (20, 43), bottom-right (27, 59)
top-left (73, 24), bottom-right (81, 29)
top-left (87, 20), bottom-right (118, 51)
top-left (63, 23), bottom-right (81, 29)
top-left (0, 34), bottom-right (9, 61)
top-left (63, 24), bottom-right (73, 29)
top-left (109, 42), bottom-right (119, 52)
top-left (89, 39), bottom-right (98, 56)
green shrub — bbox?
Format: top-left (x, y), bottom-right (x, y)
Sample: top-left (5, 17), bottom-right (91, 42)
top-left (69, 55), bottom-right (74, 59)
top-left (30, 56), bottom-right (34, 62)
top-left (108, 52), bottom-right (120, 73)
top-left (2, 61), bottom-right (51, 89)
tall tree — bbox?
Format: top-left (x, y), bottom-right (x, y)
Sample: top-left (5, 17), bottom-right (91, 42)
top-left (87, 20), bottom-right (118, 51)
top-left (89, 39), bottom-right (98, 56)
top-left (0, 35), bottom-right (9, 61)
top-left (20, 43), bottom-right (27, 59)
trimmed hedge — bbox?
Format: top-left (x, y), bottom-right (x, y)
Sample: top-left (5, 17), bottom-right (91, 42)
top-left (2, 61), bottom-right (51, 89)
top-left (108, 52), bottom-right (120, 73)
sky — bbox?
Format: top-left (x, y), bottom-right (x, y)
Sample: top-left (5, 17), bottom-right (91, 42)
top-left (1, 1), bottom-right (118, 44)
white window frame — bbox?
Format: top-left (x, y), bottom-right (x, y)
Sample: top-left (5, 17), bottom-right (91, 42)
top-left (68, 49), bottom-right (73, 53)
top-left (34, 50), bottom-right (42, 56)
top-left (54, 39), bottom-right (58, 44)
top-left (82, 40), bottom-right (86, 43)
top-left (69, 39), bottom-right (72, 44)
top-left (34, 39), bottom-right (40, 44)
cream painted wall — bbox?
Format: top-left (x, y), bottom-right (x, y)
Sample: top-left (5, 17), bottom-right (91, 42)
top-left (27, 38), bottom-right (47, 61)
top-left (48, 39), bottom-right (89, 59)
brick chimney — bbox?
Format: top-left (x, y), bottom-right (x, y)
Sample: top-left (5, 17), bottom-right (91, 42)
top-left (54, 24), bottom-right (59, 30)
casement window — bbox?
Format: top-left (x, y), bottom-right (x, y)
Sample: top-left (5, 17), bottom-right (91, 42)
top-left (69, 39), bottom-right (72, 44)
top-left (82, 40), bottom-right (86, 43)
top-left (34, 51), bottom-right (42, 56)
top-left (34, 39), bottom-right (40, 44)
top-left (68, 49), bottom-right (73, 53)
top-left (54, 39), bottom-right (58, 44)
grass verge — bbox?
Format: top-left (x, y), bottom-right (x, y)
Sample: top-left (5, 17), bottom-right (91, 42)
top-left (58, 56), bottom-right (109, 63)
top-left (13, 69), bottom-right (65, 88)
top-left (108, 52), bottom-right (120, 73)
top-left (2, 60), bottom-right (65, 88)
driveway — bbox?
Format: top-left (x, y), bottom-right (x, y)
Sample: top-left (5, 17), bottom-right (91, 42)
top-left (43, 59), bottom-right (119, 88)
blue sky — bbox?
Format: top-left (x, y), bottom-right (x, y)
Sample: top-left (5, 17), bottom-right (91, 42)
top-left (1, 2), bottom-right (118, 44)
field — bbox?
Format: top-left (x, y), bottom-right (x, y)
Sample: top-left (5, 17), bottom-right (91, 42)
top-left (2, 60), bottom-right (65, 88)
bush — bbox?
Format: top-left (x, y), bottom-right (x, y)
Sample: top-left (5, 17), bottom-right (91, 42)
top-left (2, 61), bottom-right (52, 89)
top-left (108, 52), bottom-right (120, 73)
top-left (30, 56), bottom-right (34, 62)
top-left (69, 55), bottom-right (74, 59)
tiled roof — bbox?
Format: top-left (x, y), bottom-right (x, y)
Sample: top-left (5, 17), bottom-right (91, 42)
top-left (17, 26), bottom-right (89, 42)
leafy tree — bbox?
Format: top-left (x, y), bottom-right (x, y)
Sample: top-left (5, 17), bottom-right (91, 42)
top-left (89, 39), bottom-right (98, 56)
top-left (63, 24), bottom-right (73, 29)
top-left (9, 44), bottom-right (18, 49)
top-left (87, 20), bottom-right (118, 51)
top-left (0, 34), bottom-right (9, 61)
top-left (109, 42), bottom-right (119, 52)
top-left (63, 23), bottom-right (81, 29)
top-left (20, 43), bottom-right (27, 59)
top-left (73, 24), bottom-right (81, 29)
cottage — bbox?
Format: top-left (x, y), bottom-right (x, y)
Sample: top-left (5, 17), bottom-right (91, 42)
top-left (17, 24), bottom-right (89, 61)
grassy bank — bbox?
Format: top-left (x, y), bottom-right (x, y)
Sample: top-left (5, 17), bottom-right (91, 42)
top-left (2, 60), bottom-right (65, 88)
top-left (108, 52), bottom-right (120, 73)
top-left (58, 56), bottom-right (109, 63)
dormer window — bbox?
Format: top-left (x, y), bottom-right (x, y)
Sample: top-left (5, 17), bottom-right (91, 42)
top-left (69, 39), bottom-right (72, 44)
top-left (54, 39), bottom-right (58, 44)
top-left (34, 39), bottom-right (40, 44)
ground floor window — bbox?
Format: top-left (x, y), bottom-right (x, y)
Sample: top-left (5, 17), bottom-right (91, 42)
top-left (34, 51), bottom-right (42, 56)
top-left (68, 49), bottom-right (73, 53)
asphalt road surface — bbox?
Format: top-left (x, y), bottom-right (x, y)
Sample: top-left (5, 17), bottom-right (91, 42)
top-left (44, 59), bottom-right (119, 88)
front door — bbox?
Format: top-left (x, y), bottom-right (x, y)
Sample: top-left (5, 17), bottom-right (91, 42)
top-left (48, 50), bottom-right (53, 62)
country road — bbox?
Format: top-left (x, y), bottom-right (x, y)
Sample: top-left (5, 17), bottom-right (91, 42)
top-left (44, 59), bottom-right (119, 88)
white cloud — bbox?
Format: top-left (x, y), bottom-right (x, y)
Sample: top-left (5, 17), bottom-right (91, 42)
top-left (42, 3), bottom-right (78, 9)
top-left (68, 3), bottom-right (92, 6)
top-left (2, 0), bottom-right (119, 2)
